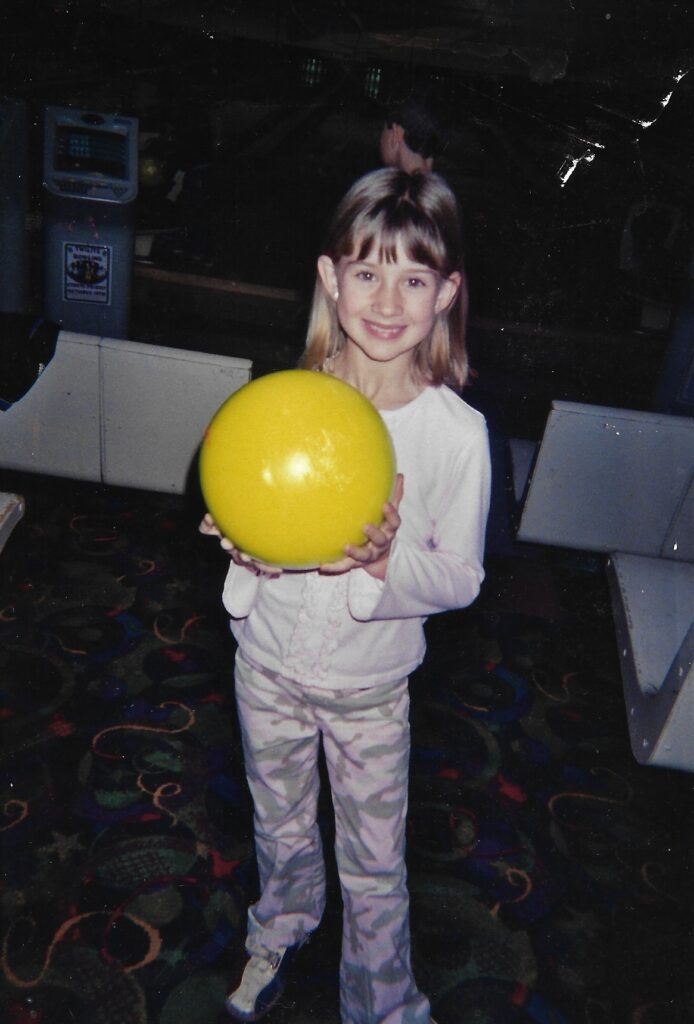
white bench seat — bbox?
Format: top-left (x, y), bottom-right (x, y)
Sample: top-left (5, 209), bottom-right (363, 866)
top-left (0, 330), bottom-right (252, 493)
top-left (608, 553), bottom-right (694, 771)
top-left (515, 401), bottom-right (694, 771)
top-left (0, 492), bottom-right (24, 555)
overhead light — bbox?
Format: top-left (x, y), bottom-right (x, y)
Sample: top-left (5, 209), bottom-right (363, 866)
top-left (302, 55), bottom-right (325, 88)
top-left (364, 67), bottom-right (382, 100)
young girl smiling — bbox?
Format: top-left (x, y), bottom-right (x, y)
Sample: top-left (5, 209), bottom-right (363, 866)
top-left (202, 167), bottom-right (491, 1023)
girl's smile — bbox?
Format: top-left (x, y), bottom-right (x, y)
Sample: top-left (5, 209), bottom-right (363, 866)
top-left (362, 319), bottom-right (407, 340)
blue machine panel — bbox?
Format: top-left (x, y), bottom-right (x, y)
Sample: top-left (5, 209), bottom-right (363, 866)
top-left (43, 106), bottom-right (138, 338)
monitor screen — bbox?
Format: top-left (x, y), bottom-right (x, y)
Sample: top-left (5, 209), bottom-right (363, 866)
top-left (55, 125), bottom-right (127, 179)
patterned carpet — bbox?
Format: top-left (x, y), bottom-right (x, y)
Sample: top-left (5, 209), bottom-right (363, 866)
top-left (1, 477), bottom-right (692, 1024)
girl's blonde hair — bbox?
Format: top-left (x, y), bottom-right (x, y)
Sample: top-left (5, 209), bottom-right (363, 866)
top-left (303, 167), bottom-right (468, 388)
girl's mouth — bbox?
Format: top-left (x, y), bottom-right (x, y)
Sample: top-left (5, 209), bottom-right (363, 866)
top-left (363, 319), bottom-right (406, 340)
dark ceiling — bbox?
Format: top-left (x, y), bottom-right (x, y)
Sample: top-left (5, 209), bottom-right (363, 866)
top-left (97, 0), bottom-right (692, 117)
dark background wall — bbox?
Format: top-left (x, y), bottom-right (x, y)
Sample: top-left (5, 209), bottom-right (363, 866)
top-left (2, 0), bottom-right (693, 434)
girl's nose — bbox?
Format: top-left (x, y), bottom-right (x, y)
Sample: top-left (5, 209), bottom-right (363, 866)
top-left (373, 279), bottom-right (402, 316)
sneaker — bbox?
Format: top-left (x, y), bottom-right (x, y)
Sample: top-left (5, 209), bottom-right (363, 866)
top-left (225, 946), bottom-right (295, 1021)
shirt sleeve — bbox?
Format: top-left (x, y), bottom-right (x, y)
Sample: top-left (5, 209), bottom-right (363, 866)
top-left (348, 420), bottom-right (491, 621)
top-left (222, 560), bottom-right (262, 618)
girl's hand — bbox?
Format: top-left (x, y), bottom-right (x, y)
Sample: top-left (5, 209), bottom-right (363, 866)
top-left (199, 512), bottom-right (224, 540)
top-left (319, 474), bottom-right (404, 580)
top-left (199, 513), bottom-right (282, 578)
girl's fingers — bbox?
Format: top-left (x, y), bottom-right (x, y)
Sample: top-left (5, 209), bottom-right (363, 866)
top-left (319, 556), bottom-right (357, 575)
top-left (362, 524), bottom-right (388, 548)
top-left (251, 560), bottom-right (282, 577)
top-left (199, 512), bottom-right (219, 535)
top-left (232, 548), bottom-right (282, 577)
top-left (381, 503), bottom-right (401, 532)
top-left (391, 473), bottom-right (405, 509)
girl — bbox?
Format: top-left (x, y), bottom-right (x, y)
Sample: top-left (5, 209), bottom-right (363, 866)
top-left (201, 167), bottom-right (491, 1024)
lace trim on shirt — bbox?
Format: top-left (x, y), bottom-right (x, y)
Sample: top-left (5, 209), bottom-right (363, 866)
top-left (283, 572), bottom-right (349, 683)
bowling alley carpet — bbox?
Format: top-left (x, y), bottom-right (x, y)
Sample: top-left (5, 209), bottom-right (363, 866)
top-left (1, 477), bottom-right (692, 1024)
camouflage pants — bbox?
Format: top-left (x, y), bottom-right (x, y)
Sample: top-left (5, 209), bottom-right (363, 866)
top-left (234, 650), bottom-right (431, 1024)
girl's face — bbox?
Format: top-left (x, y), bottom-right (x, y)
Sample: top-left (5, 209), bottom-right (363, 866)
top-left (318, 236), bottom-right (459, 371)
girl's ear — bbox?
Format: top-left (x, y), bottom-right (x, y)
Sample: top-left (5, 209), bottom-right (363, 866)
top-left (435, 271), bottom-right (462, 314)
top-left (317, 255), bottom-right (338, 299)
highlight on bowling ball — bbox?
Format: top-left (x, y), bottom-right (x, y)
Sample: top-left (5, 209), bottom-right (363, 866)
top-left (199, 369), bottom-right (397, 569)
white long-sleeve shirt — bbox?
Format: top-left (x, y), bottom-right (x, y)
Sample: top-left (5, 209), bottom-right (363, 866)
top-left (222, 384), bottom-right (491, 690)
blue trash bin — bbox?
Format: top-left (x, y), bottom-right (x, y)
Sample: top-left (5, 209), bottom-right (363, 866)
top-left (43, 106), bottom-right (138, 339)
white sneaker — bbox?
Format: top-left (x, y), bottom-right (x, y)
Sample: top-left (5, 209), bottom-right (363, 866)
top-left (225, 947), bottom-right (294, 1021)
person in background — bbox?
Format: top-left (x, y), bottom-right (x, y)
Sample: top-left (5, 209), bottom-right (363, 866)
top-left (379, 88), bottom-right (450, 174)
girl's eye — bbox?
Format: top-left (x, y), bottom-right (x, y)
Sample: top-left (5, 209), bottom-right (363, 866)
top-left (355, 270), bottom-right (375, 282)
top-left (407, 277), bottom-right (426, 288)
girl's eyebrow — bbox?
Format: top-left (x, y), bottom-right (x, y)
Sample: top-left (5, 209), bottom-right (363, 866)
top-left (346, 256), bottom-right (437, 274)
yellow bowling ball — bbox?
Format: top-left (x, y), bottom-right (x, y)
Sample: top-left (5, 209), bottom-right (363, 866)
top-left (199, 369), bottom-right (397, 569)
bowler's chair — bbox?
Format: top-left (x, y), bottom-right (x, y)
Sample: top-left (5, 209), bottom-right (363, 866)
top-left (514, 401), bottom-right (694, 772)
top-left (1, 330), bottom-right (252, 493)
top-left (0, 492), bottom-right (24, 555)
